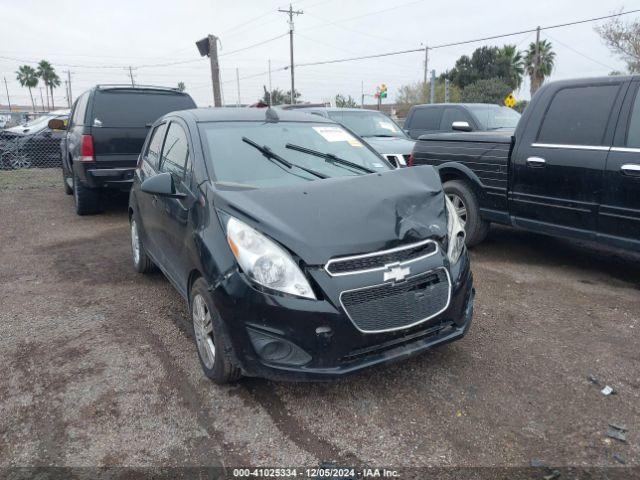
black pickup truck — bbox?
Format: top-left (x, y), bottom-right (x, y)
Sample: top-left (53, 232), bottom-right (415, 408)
top-left (410, 76), bottom-right (640, 252)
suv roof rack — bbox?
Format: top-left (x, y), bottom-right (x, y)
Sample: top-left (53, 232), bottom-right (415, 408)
top-left (95, 84), bottom-right (182, 92)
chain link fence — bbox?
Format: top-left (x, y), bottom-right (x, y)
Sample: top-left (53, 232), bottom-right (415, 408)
top-left (0, 130), bottom-right (63, 170)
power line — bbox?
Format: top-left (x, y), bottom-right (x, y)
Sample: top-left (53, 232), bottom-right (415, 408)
top-left (295, 9), bottom-right (640, 68)
top-left (220, 33), bottom-right (288, 57)
top-left (543, 31), bottom-right (618, 71)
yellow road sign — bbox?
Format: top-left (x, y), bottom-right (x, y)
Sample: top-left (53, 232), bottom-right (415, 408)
top-left (504, 93), bottom-right (516, 108)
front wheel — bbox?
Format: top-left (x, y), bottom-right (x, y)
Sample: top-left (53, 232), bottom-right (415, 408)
top-left (443, 180), bottom-right (489, 247)
top-left (190, 278), bottom-right (242, 384)
top-left (130, 216), bottom-right (155, 273)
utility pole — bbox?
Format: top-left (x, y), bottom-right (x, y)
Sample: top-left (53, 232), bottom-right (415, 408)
top-left (430, 70), bottom-right (436, 104)
top-left (236, 68), bottom-right (241, 106)
top-left (279, 4), bottom-right (303, 104)
top-left (444, 78), bottom-right (450, 103)
top-left (3, 77), bottom-right (11, 111)
top-left (64, 80), bottom-right (69, 108)
top-left (66, 70), bottom-right (72, 105)
top-left (39, 88), bottom-right (45, 112)
top-left (208, 35), bottom-right (223, 107)
top-left (128, 66), bottom-right (135, 87)
top-left (361, 80), bottom-right (364, 108)
top-left (423, 46), bottom-right (429, 86)
top-left (533, 26), bottom-right (540, 95)
top-left (268, 59), bottom-right (272, 105)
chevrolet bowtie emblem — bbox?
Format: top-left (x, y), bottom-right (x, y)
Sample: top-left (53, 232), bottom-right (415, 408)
top-left (383, 264), bottom-right (410, 283)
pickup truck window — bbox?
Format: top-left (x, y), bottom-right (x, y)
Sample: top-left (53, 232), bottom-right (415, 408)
top-left (440, 108), bottom-right (469, 130)
top-left (626, 88), bottom-right (640, 148)
top-left (410, 107), bottom-right (441, 130)
top-left (537, 84), bottom-right (619, 146)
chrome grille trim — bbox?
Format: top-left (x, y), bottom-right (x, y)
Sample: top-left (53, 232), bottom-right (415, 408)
top-left (324, 239), bottom-right (439, 277)
top-left (339, 267), bottom-right (452, 334)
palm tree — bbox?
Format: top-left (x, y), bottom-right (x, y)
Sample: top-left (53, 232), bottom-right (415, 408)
top-left (15, 65), bottom-right (38, 112)
top-left (37, 60), bottom-right (61, 110)
top-left (499, 44), bottom-right (524, 90)
top-left (524, 39), bottom-right (556, 97)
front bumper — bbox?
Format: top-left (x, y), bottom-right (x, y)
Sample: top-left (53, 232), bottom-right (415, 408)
top-left (211, 250), bottom-right (474, 381)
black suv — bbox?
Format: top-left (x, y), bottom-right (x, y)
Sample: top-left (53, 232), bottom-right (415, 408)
top-left (51, 85), bottom-right (196, 215)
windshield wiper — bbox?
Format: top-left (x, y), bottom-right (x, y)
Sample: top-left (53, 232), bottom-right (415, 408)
top-left (285, 143), bottom-right (375, 174)
top-left (363, 134), bottom-right (396, 138)
top-left (241, 137), bottom-right (327, 179)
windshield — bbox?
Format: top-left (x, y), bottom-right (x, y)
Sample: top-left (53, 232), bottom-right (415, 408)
top-left (326, 111), bottom-right (406, 138)
top-left (199, 121), bottom-right (390, 188)
top-left (467, 105), bottom-right (520, 130)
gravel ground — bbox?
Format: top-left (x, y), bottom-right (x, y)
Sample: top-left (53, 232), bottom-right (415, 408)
top-left (1, 170), bottom-right (639, 473)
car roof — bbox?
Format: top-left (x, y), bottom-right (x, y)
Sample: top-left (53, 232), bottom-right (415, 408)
top-left (296, 107), bottom-right (383, 114)
top-left (177, 107), bottom-right (338, 123)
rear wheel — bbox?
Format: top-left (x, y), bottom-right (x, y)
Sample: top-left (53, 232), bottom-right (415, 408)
top-left (190, 278), bottom-right (241, 384)
top-left (73, 171), bottom-right (101, 215)
top-left (443, 180), bottom-right (489, 247)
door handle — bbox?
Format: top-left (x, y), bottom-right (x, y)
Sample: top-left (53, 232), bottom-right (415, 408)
top-left (526, 156), bottom-right (546, 167)
top-left (621, 163), bottom-right (640, 177)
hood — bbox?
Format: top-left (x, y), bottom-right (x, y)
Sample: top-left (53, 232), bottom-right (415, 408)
top-left (212, 166), bottom-right (447, 266)
top-left (362, 136), bottom-right (416, 155)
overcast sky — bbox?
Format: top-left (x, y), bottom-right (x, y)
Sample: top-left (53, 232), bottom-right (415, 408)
top-left (1, 0), bottom-right (637, 109)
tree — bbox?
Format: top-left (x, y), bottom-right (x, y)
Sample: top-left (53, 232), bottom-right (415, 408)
top-left (259, 88), bottom-right (301, 106)
top-left (335, 94), bottom-right (357, 108)
top-left (498, 44), bottom-right (524, 90)
top-left (15, 65), bottom-right (38, 112)
top-left (523, 39), bottom-right (556, 97)
top-left (596, 14), bottom-right (640, 73)
top-left (461, 77), bottom-right (512, 104)
top-left (37, 60), bottom-right (61, 110)
top-left (177, 81), bottom-right (186, 92)
top-left (396, 80), bottom-right (461, 105)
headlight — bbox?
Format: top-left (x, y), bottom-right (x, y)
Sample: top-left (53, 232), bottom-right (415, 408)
top-left (445, 195), bottom-right (466, 264)
top-left (225, 216), bottom-right (316, 300)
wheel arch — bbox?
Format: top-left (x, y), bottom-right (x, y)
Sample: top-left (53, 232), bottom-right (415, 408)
top-left (435, 162), bottom-right (485, 201)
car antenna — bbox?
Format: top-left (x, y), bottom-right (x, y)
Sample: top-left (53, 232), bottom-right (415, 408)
top-left (265, 107), bottom-right (279, 123)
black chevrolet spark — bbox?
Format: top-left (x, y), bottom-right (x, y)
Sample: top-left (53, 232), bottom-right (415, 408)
top-left (129, 107), bottom-right (474, 383)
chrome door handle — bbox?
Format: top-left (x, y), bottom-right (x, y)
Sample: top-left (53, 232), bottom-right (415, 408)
top-left (621, 163), bottom-right (640, 177)
top-left (526, 156), bottom-right (546, 167)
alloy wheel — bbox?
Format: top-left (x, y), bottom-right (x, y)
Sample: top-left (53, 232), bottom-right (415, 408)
top-left (131, 220), bottom-right (140, 266)
top-left (193, 294), bottom-right (216, 370)
top-left (447, 193), bottom-right (467, 227)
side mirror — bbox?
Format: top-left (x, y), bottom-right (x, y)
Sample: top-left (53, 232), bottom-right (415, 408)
top-left (48, 119), bottom-right (66, 130)
top-left (451, 121), bottom-right (472, 132)
top-left (141, 172), bottom-right (186, 199)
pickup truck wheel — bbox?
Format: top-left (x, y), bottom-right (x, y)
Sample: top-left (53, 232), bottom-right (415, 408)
top-left (73, 172), bottom-right (101, 215)
top-left (443, 180), bottom-right (489, 247)
top-left (130, 217), bottom-right (155, 274)
top-left (190, 278), bottom-right (242, 384)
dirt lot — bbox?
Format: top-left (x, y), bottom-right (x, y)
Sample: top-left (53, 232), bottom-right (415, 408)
top-left (1, 169), bottom-right (639, 472)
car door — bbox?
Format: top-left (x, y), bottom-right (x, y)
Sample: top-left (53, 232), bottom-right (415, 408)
top-left (510, 80), bottom-right (626, 239)
top-left (600, 80), bottom-right (640, 250)
top-left (137, 121), bottom-right (169, 262)
top-left (155, 120), bottom-right (195, 289)
top-left (405, 106), bottom-right (443, 139)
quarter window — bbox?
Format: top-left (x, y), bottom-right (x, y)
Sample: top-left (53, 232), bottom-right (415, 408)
top-left (537, 84), bottom-right (619, 146)
top-left (71, 92), bottom-right (89, 126)
top-left (144, 123), bottom-right (167, 169)
top-left (159, 123), bottom-right (189, 180)
top-left (626, 88), bottom-right (640, 148)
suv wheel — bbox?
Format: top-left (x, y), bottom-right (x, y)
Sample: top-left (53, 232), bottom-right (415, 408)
top-left (73, 172), bottom-right (101, 215)
top-left (190, 278), bottom-right (242, 384)
top-left (443, 180), bottom-right (489, 247)
top-left (130, 216), bottom-right (155, 273)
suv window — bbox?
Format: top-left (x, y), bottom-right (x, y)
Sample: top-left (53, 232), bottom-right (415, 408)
top-left (71, 92), bottom-right (89, 126)
top-left (144, 123), bottom-right (168, 169)
top-left (159, 123), bottom-right (189, 180)
top-left (91, 90), bottom-right (195, 128)
top-left (410, 107), bottom-right (441, 130)
top-left (626, 87), bottom-right (640, 148)
top-left (440, 108), bottom-right (469, 130)
top-left (537, 85), bottom-right (619, 145)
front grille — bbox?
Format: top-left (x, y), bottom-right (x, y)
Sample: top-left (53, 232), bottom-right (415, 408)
top-left (326, 240), bottom-right (437, 276)
top-left (340, 268), bottom-right (450, 333)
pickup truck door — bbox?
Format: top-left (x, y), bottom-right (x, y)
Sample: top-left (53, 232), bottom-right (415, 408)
top-left (600, 80), bottom-right (640, 250)
top-left (510, 80), bottom-right (627, 239)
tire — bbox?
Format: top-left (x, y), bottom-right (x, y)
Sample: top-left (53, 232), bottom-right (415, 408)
top-left (190, 278), bottom-right (242, 384)
top-left (62, 162), bottom-right (72, 195)
top-left (130, 215), bottom-right (155, 274)
top-left (73, 171), bottom-right (101, 215)
top-left (443, 179), bottom-right (490, 247)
